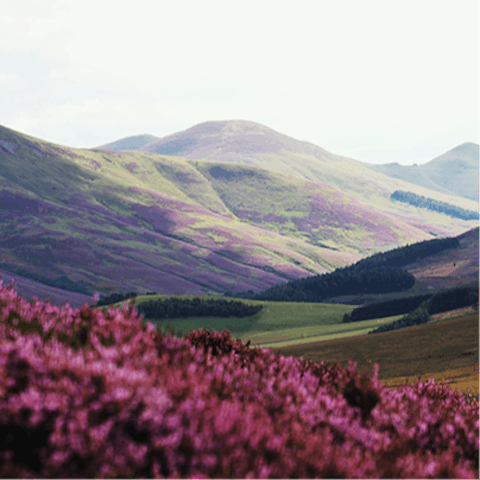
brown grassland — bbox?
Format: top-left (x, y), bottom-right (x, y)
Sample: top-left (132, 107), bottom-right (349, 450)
top-left (271, 313), bottom-right (479, 405)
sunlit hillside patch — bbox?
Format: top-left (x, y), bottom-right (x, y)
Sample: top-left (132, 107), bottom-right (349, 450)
top-left (196, 161), bottom-right (432, 256)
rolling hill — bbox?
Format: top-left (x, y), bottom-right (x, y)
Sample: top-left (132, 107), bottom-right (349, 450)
top-left (0, 122), bottom-right (477, 310)
top-left (99, 133), bottom-right (160, 152)
top-left (232, 228), bottom-right (478, 303)
top-left (96, 120), bottom-right (479, 224)
top-left (368, 143), bottom-right (479, 202)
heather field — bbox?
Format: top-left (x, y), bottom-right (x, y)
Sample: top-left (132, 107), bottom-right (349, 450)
top-left (1, 120), bottom-right (479, 477)
top-left (97, 295), bottom-right (479, 404)
top-left (0, 280), bottom-right (478, 478)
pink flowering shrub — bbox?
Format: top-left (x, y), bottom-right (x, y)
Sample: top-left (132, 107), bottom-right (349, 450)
top-left (0, 279), bottom-right (478, 478)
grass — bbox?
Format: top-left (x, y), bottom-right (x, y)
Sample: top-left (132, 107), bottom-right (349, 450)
top-left (95, 295), bottom-right (479, 404)
top-left (94, 295), bottom-right (360, 343)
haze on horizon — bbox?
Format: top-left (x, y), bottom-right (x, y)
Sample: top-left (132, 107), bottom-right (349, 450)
top-left (0, 0), bottom-right (478, 166)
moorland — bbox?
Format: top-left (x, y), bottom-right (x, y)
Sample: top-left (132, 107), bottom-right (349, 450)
top-left (1, 119), bottom-right (478, 403)
top-left (100, 120), bottom-right (479, 203)
top-left (0, 120), bottom-right (478, 310)
top-left (1, 280), bottom-right (478, 478)
top-left (92, 227), bottom-right (479, 403)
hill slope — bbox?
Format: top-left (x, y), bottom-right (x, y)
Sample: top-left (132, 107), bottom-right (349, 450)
top-left (98, 120), bottom-right (478, 237)
top-left (368, 143), bottom-right (479, 202)
top-left (99, 133), bottom-right (160, 152)
top-left (1, 123), bottom-right (477, 308)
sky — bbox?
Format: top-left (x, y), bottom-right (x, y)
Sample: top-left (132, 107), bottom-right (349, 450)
top-left (0, 0), bottom-right (478, 166)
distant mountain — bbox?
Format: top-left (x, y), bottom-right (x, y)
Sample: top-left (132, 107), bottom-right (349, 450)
top-left (97, 134), bottom-right (160, 152)
top-left (97, 120), bottom-right (478, 220)
top-left (368, 143), bottom-right (479, 202)
top-left (0, 122), bottom-right (477, 308)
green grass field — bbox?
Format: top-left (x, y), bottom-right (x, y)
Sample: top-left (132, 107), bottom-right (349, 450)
top-left (92, 294), bottom-right (479, 405)
top-left (93, 295), bottom-right (406, 349)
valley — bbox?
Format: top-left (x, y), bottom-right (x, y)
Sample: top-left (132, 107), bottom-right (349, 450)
top-left (1, 120), bottom-right (478, 405)
top-left (95, 295), bottom-right (478, 404)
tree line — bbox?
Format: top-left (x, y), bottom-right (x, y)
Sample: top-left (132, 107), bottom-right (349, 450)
top-left (234, 266), bottom-right (416, 302)
top-left (95, 291), bottom-right (157, 307)
top-left (344, 281), bottom-right (478, 324)
top-left (234, 235), bottom-right (460, 302)
top-left (368, 282), bottom-right (478, 334)
top-left (296, 265), bottom-right (415, 300)
top-left (135, 297), bottom-right (263, 320)
top-left (342, 293), bottom-right (435, 323)
top-left (96, 292), bottom-right (263, 318)
top-left (350, 235), bottom-right (460, 270)
top-left (391, 190), bottom-right (478, 221)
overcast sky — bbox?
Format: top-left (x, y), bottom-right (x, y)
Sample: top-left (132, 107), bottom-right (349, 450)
top-left (0, 1), bottom-right (478, 165)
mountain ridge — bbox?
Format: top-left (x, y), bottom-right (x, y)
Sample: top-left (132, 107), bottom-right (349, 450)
top-left (95, 120), bottom-right (479, 211)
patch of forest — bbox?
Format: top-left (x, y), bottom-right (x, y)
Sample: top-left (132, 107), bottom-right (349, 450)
top-left (96, 293), bottom-right (262, 319)
top-left (342, 293), bottom-right (434, 323)
top-left (96, 290), bottom-right (157, 307)
top-left (344, 281), bottom-right (479, 324)
top-left (234, 236), bottom-right (460, 302)
top-left (368, 282), bottom-right (479, 334)
top-left (135, 297), bottom-right (263, 320)
top-left (235, 266), bottom-right (415, 302)
top-left (391, 190), bottom-right (478, 221)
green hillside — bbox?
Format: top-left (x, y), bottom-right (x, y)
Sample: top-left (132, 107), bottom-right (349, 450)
top-left (94, 294), bottom-right (360, 347)
top-left (0, 121), bottom-right (477, 306)
top-left (95, 293), bottom-right (453, 351)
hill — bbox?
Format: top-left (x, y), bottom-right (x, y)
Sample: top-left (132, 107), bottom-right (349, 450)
top-left (234, 227), bottom-right (478, 303)
top-left (98, 133), bottom-right (160, 152)
top-left (368, 142), bottom-right (479, 202)
top-left (1, 122), bottom-right (477, 307)
top-left (97, 120), bottom-right (478, 228)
